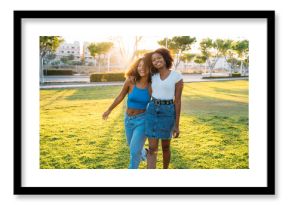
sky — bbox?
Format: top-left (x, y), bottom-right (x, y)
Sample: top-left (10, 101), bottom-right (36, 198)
top-left (62, 35), bottom-right (161, 55)
top-left (62, 35), bottom-right (247, 55)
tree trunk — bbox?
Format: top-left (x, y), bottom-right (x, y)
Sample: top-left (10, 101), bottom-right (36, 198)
top-left (224, 57), bottom-right (230, 74)
top-left (107, 54), bottom-right (110, 72)
top-left (240, 61), bottom-right (243, 76)
top-left (40, 56), bottom-right (44, 84)
top-left (184, 60), bottom-right (187, 72)
top-left (98, 55), bottom-right (101, 72)
top-left (206, 59), bottom-right (212, 77)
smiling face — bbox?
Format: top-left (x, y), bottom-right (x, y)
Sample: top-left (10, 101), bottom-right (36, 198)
top-left (151, 53), bottom-right (166, 70)
top-left (137, 60), bottom-right (149, 77)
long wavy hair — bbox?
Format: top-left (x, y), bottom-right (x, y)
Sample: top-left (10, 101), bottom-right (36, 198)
top-left (143, 52), bottom-right (157, 75)
top-left (125, 57), bottom-right (151, 83)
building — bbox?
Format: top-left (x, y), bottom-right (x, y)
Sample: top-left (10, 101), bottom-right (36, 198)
top-left (55, 41), bottom-right (81, 61)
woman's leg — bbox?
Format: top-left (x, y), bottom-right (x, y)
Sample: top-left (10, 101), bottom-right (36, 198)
top-left (125, 117), bottom-right (134, 169)
top-left (147, 138), bottom-right (159, 169)
top-left (161, 139), bottom-right (171, 169)
top-left (129, 123), bottom-right (146, 169)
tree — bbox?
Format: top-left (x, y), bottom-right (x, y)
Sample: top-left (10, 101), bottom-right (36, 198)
top-left (158, 36), bottom-right (196, 69)
top-left (193, 55), bottom-right (207, 72)
top-left (199, 38), bottom-right (215, 76)
top-left (45, 53), bottom-right (57, 61)
top-left (180, 53), bottom-right (195, 71)
top-left (233, 40), bottom-right (249, 75)
top-left (130, 36), bottom-right (143, 61)
top-left (87, 43), bottom-right (100, 67)
top-left (39, 36), bottom-right (64, 83)
top-left (224, 40), bottom-right (249, 76)
top-left (226, 55), bottom-right (241, 74)
top-left (60, 56), bottom-right (69, 64)
top-left (199, 38), bottom-right (232, 76)
top-left (98, 42), bottom-right (114, 72)
top-left (67, 54), bottom-right (75, 61)
top-left (216, 39), bottom-right (235, 74)
top-left (88, 42), bottom-right (114, 72)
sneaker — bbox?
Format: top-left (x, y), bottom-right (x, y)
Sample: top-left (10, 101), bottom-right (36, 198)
top-left (141, 148), bottom-right (148, 161)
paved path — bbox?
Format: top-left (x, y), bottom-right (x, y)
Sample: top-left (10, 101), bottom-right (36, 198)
top-left (40, 74), bottom-right (248, 89)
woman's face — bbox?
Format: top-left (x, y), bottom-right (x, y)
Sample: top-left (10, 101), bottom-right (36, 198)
top-left (152, 53), bottom-right (166, 69)
top-left (137, 60), bottom-right (149, 77)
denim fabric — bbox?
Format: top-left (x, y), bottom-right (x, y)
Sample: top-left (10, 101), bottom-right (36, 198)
top-left (125, 112), bottom-right (147, 169)
top-left (145, 100), bottom-right (176, 139)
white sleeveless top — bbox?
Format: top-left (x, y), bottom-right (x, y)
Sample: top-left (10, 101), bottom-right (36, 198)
top-left (151, 70), bottom-right (183, 100)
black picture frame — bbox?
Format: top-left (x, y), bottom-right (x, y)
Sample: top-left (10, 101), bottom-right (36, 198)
top-left (14, 10), bottom-right (275, 195)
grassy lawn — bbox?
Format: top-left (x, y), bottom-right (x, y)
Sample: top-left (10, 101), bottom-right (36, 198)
top-left (40, 80), bottom-right (248, 169)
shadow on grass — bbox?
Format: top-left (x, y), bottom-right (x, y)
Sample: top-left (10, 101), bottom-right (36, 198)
top-left (78, 110), bottom-right (129, 169)
top-left (41, 89), bottom-right (72, 108)
top-left (181, 96), bottom-right (248, 116)
top-left (183, 114), bottom-right (248, 169)
top-left (213, 87), bottom-right (248, 96)
top-left (173, 90), bottom-right (249, 168)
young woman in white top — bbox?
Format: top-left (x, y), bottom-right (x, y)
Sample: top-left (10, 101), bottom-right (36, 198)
top-left (145, 48), bottom-right (183, 169)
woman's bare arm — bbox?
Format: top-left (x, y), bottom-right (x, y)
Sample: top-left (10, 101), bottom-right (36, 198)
top-left (173, 79), bottom-right (183, 137)
top-left (102, 79), bottom-right (131, 120)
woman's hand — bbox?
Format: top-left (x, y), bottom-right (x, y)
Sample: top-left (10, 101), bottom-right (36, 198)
top-left (102, 110), bottom-right (111, 120)
top-left (173, 126), bottom-right (180, 138)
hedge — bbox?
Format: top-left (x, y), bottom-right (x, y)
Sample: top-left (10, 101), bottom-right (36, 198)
top-left (44, 69), bottom-right (73, 76)
top-left (231, 72), bottom-right (241, 77)
top-left (90, 73), bottom-right (126, 82)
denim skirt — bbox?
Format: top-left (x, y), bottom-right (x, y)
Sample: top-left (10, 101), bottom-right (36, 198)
top-left (145, 100), bottom-right (176, 139)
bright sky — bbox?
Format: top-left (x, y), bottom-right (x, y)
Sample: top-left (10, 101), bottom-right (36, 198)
top-left (62, 35), bottom-right (161, 55)
top-left (62, 35), bottom-right (247, 55)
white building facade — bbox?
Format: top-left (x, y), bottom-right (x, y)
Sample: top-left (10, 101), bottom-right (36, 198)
top-left (55, 41), bottom-right (81, 61)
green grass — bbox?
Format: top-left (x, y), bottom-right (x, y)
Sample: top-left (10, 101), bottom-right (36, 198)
top-left (40, 80), bottom-right (248, 169)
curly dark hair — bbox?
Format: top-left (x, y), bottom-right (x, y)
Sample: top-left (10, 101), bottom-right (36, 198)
top-left (153, 47), bottom-right (174, 70)
top-left (125, 57), bottom-right (151, 83)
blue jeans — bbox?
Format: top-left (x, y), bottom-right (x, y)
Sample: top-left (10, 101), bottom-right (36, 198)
top-left (125, 112), bottom-right (147, 169)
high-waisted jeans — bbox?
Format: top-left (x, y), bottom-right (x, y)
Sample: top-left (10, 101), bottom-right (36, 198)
top-left (124, 112), bottom-right (147, 169)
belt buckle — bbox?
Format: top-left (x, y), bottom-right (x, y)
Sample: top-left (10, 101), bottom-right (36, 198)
top-left (155, 100), bottom-right (160, 105)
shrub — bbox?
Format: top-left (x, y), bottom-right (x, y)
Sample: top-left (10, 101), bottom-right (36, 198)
top-left (44, 69), bottom-right (73, 76)
top-left (232, 72), bottom-right (241, 77)
top-left (90, 73), bottom-right (126, 82)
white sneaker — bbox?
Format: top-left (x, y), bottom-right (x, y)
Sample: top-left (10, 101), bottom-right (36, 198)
top-left (141, 148), bottom-right (148, 161)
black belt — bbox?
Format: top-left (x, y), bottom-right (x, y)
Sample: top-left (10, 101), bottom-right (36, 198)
top-left (151, 97), bottom-right (174, 105)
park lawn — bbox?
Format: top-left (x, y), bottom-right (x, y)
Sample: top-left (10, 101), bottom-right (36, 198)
top-left (40, 80), bottom-right (248, 169)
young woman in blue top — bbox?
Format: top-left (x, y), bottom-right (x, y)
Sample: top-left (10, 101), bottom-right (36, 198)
top-left (145, 48), bottom-right (183, 169)
top-left (102, 56), bottom-right (151, 169)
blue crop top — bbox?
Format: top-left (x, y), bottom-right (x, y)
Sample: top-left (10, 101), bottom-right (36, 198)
top-left (127, 85), bottom-right (150, 110)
